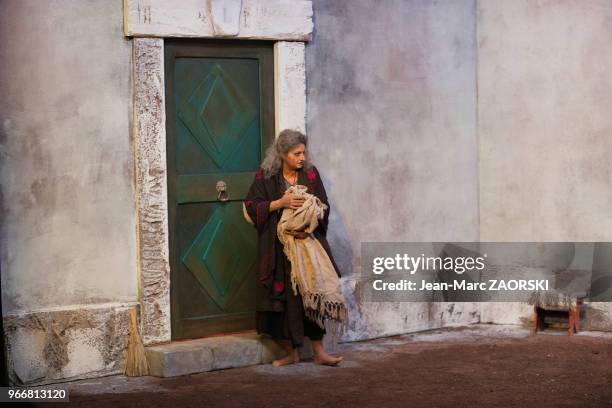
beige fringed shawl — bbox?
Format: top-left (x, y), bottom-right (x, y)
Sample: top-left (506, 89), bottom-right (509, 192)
top-left (277, 185), bottom-right (348, 335)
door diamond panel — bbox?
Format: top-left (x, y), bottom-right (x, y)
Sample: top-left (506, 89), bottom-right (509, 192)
top-left (181, 204), bottom-right (256, 309)
top-left (178, 64), bottom-right (258, 168)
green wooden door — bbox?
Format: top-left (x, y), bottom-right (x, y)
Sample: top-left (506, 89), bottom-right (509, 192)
top-left (165, 40), bottom-right (274, 340)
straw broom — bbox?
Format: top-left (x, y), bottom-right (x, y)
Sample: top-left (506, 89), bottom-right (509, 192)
top-left (124, 308), bottom-right (149, 376)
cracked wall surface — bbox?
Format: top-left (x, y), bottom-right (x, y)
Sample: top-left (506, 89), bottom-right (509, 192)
top-left (0, 0), bottom-right (137, 313)
top-left (3, 304), bottom-right (136, 385)
top-left (0, 0), bottom-right (139, 385)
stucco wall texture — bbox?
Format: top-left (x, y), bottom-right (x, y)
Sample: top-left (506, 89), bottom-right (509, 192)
top-left (306, 0), bottom-right (612, 331)
top-left (307, 0), bottom-right (479, 254)
top-left (306, 0), bottom-right (481, 337)
top-left (477, 0), bottom-right (612, 325)
top-left (0, 0), bottom-right (137, 313)
top-left (478, 0), bottom-right (612, 242)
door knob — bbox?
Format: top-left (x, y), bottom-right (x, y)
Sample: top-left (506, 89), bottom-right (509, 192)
top-left (216, 180), bottom-right (229, 202)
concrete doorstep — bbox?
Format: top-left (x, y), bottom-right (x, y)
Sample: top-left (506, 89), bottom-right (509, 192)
top-left (145, 332), bottom-right (313, 377)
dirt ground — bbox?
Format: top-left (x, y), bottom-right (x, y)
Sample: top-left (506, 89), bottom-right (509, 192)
top-left (35, 325), bottom-right (612, 408)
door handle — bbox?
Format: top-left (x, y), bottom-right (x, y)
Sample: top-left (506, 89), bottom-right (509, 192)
top-left (216, 180), bottom-right (229, 202)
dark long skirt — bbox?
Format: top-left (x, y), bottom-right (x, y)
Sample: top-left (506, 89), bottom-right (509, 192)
top-left (256, 245), bottom-right (326, 348)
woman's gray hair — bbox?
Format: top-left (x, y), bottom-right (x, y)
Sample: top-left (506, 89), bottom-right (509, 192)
top-left (260, 129), bottom-right (313, 178)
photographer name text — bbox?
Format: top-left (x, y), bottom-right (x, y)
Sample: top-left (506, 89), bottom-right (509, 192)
top-left (372, 279), bottom-right (550, 291)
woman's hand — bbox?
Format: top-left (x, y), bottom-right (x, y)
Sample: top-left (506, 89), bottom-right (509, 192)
top-left (279, 190), bottom-right (305, 210)
top-left (269, 190), bottom-right (305, 212)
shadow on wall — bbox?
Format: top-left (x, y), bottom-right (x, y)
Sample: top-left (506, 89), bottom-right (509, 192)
top-left (319, 172), bottom-right (353, 277)
top-left (318, 171), bottom-right (373, 339)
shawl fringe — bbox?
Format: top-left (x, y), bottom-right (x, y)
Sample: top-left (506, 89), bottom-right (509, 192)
top-left (278, 185), bottom-right (350, 342)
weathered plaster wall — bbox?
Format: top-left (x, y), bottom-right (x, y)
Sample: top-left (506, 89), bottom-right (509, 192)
top-left (477, 0), bottom-right (612, 326)
top-left (306, 0), bottom-right (481, 340)
top-left (0, 0), bottom-right (137, 383)
top-left (478, 0), bottom-right (612, 243)
top-left (308, 0), bottom-right (612, 335)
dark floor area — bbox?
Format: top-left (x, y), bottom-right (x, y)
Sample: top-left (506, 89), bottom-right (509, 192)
top-left (36, 326), bottom-right (612, 408)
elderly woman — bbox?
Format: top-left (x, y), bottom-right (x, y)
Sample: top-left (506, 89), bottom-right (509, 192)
top-left (243, 129), bottom-right (343, 367)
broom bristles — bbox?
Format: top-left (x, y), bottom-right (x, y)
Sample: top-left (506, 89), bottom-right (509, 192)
top-left (124, 308), bottom-right (149, 376)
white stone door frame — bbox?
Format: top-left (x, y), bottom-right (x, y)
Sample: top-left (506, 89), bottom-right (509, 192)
top-left (126, 0), bottom-right (312, 345)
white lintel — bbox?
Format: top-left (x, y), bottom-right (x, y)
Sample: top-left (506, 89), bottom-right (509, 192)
top-left (124, 0), bottom-right (313, 41)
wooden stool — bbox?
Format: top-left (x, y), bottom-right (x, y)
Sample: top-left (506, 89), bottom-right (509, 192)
top-left (531, 300), bottom-right (582, 336)
top-left (531, 296), bottom-right (584, 336)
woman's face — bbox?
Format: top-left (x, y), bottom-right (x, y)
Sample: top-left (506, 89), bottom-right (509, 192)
top-left (282, 143), bottom-right (306, 170)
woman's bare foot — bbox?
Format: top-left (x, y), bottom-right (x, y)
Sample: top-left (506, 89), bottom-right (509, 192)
top-left (272, 340), bottom-right (299, 367)
top-left (272, 351), bottom-right (299, 367)
top-left (311, 339), bottom-right (343, 366)
top-left (313, 350), bottom-right (343, 366)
